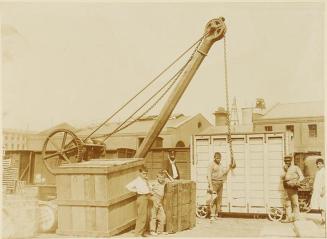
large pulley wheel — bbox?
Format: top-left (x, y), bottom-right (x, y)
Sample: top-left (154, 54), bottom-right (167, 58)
top-left (42, 129), bottom-right (84, 174)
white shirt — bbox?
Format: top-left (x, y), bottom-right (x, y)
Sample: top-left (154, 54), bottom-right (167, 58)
top-left (170, 159), bottom-right (179, 179)
top-left (126, 176), bottom-right (151, 194)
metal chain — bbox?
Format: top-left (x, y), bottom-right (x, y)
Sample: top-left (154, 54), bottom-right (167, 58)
top-left (223, 35), bottom-right (235, 168)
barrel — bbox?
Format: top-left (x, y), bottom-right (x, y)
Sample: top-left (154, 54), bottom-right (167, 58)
top-left (38, 201), bottom-right (58, 233)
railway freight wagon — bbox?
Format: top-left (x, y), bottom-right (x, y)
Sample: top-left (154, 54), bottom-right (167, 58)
top-left (191, 132), bottom-right (293, 215)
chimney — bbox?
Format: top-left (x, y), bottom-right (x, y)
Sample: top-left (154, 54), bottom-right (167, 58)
top-left (213, 107), bottom-right (228, 126)
top-left (241, 107), bottom-right (253, 125)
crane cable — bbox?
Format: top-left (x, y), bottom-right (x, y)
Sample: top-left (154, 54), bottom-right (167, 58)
top-left (83, 33), bottom-right (208, 141)
top-left (223, 36), bottom-right (236, 169)
top-left (93, 36), bottom-right (204, 141)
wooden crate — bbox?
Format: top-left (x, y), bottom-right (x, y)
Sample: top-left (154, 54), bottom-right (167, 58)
top-left (53, 158), bottom-right (144, 237)
top-left (163, 180), bottom-right (196, 234)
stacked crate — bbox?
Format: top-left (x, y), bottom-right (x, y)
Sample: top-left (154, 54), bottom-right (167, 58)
top-left (163, 180), bottom-right (196, 233)
top-left (2, 158), bottom-right (19, 193)
top-left (53, 158), bottom-right (144, 237)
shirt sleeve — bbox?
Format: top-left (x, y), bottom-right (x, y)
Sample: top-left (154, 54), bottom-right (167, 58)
top-left (207, 162), bottom-right (212, 183)
top-left (126, 178), bottom-right (137, 192)
top-left (296, 166), bottom-right (304, 181)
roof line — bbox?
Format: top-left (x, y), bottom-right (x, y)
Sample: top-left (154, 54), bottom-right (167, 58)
top-left (170, 114), bottom-right (200, 128)
top-left (263, 102), bottom-right (280, 116)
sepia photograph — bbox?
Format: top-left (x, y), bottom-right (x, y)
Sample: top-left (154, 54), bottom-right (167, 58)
top-left (1, 1), bottom-right (325, 238)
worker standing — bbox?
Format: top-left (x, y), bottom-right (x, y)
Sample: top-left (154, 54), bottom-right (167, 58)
top-left (310, 158), bottom-right (325, 225)
top-left (281, 155), bottom-right (304, 223)
top-left (149, 170), bottom-right (174, 236)
top-left (207, 152), bottom-right (232, 222)
top-left (163, 150), bottom-right (180, 180)
top-left (126, 167), bottom-right (151, 237)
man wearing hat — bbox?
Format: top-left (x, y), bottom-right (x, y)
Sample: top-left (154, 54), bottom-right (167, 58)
top-left (163, 150), bottom-right (180, 180)
top-left (281, 155), bottom-right (304, 223)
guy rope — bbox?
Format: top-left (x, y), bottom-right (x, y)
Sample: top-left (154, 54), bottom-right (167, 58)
top-left (42, 17), bottom-right (228, 173)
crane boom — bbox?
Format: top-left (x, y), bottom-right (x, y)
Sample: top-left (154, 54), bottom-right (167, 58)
top-left (135, 17), bottom-right (226, 158)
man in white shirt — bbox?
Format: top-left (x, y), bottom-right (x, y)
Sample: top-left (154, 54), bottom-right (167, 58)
top-left (126, 167), bottom-right (151, 237)
top-left (163, 150), bottom-right (180, 179)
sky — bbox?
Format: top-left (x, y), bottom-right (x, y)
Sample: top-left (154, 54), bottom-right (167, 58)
top-left (0, 1), bottom-right (324, 131)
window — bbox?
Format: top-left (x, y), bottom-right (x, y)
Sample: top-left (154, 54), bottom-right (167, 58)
top-left (176, 141), bottom-right (186, 147)
top-left (308, 124), bottom-right (317, 137)
top-left (17, 144), bottom-right (20, 150)
top-left (286, 125), bottom-right (294, 133)
top-left (265, 126), bottom-right (273, 132)
top-left (152, 137), bottom-right (163, 148)
top-left (197, 122), bottom-right (202, 129)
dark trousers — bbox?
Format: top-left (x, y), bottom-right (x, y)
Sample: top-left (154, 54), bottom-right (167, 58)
top-left (284, 187), bottom-right (300, 220)
top-left (134, 194), bottom-right (149, 236)
top-left (150, 198), bottom-right (166, 233)
top-left (210, 181), bottom-right (224, 217)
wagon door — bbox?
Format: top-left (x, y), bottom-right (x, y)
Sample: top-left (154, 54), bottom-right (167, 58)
top-left (266, 135), bottom-right (285, 209)
top-left (227, 137), bottom-right (247, 213)
top-left (248, 136), bottom-right (266, 213)
top-left (212, 137), bottom-right (229, 212)
top-left (193, 137), bottom-right (211, 205)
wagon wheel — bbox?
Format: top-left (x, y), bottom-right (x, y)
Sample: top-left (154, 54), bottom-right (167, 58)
top-left (268, 207), bottom-right (284, 221)
top-left (299, 198), bottom-right (311, 213)
top-left (42, 129), bottom-right (84, 174)
top-left (196, 205), bottom-right (209, 218)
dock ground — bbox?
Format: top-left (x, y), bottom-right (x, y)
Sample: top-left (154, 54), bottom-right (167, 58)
top-left (35, 212), bottom-right (326, 238)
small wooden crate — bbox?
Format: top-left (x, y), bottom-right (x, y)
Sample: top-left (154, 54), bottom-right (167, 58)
top-left (53, 158), bottom-right (144, 237)
top-left (163, 180), bottom-right (196, 233)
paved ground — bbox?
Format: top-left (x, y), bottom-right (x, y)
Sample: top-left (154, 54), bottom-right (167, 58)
top-left (34, 213), bottom-right (326, 238)
top-left (117, 213), bottom-right (326, 238)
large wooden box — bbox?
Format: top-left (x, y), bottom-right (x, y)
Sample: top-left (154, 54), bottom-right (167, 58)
top-left (53, 158), bottom-right (144, 237)
top-left (163, 180), bottom-right (196, 233)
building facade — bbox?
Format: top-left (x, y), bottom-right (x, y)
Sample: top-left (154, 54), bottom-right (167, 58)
top-left (3, 114), bottom-right (212, 152)
top-left (2, 129), bottom-right (33, 150)
top-left (253, 101), bottom-right (324, 155)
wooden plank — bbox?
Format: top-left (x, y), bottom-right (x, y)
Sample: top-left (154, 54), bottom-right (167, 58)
top-left (85, 206), bottom-right (96, 232)
top-left (56, 175), bottom-right (71, 200)
top-left (72, 206), bottom-right (86, 232)
top-left (181, 203), bottom-right (190, 230)
top-left (95, 175), bottom-right (108, 201)
top-left (84, 174), bottom-right (95, 201)
top-left (53, 159), bottom-right (144, 175)
top-left (57, 206), bottom-right (72, 232)
top-left (71, 175), bottom-right (85, 200)
top-left (177, 183), bottom-right (183, 231)
top-left (95, 207), bottom-right (109, 232)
